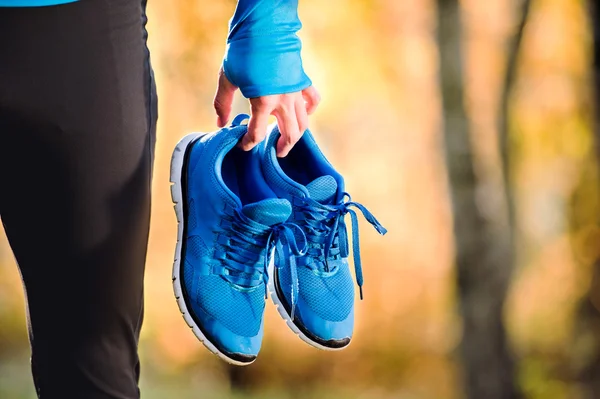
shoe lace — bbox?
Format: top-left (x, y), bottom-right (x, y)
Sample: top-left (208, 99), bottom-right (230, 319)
top-left (293, 193), bottom-right (387, 300)
top-left (216, 208), bottom-right (307, 297)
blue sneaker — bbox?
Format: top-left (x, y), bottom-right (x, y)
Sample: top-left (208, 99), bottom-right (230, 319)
top-left (259, 125), bottom-right (387, 350)
top-left (170, 115), bottom-right (306, 365)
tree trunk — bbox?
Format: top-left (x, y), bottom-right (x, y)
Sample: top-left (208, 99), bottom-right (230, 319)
top-left (591, 0), bottom-right (600, 162)
top-left (499, 0), bottom-right (531, 238)
top-left (572, 1), bottom-right (600, 397)
top-left (437, 0), bottom-right (521, 397)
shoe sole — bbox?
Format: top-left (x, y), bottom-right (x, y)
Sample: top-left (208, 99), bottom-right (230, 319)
top-left (267, 260), bottom-right (350, 351)
top-left (170, 133), bottom-right (255, 367)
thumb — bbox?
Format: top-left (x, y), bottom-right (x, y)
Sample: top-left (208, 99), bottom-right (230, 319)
top-left (302, 85), bottom-right (321, 115)
top-left (213, 68), bottom-right (237, 127)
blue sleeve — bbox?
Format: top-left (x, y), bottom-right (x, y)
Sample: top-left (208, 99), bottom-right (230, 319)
top-left (223, 0), bottom-right (312, 98)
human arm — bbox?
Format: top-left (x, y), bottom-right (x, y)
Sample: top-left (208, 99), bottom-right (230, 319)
top-left (213, 0), bottom-right (320, 157)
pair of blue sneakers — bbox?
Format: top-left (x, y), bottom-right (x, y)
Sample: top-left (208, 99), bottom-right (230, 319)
top-left (170, 114), bottom-right (386, 365)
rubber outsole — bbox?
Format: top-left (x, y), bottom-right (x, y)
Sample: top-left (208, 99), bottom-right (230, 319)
top-left (170, 133), bottom-right (255, 366)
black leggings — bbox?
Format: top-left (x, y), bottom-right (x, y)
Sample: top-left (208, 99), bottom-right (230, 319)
top-left (0, 1), bottom-right (157, 398)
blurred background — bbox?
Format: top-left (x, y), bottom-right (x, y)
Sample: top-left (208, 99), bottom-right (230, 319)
top-left (0, 0), bottom-right (598, 398)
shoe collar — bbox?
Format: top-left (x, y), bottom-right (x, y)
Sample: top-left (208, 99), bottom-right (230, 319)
top-left (213, 118), bottom-right (251, 209)
top-left (264, 124), bottom-right (345, 203)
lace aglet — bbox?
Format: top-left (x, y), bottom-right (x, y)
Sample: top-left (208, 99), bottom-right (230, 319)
top-left (359, 286), bottom-right (364, 300)
top-left (291, 306), bottom-right (296, 321)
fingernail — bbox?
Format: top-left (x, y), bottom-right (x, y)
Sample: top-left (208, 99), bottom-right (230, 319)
top-left (276, 149), bottom-right (287, 158)
top-left (241, 136), bottom-right (254, 151)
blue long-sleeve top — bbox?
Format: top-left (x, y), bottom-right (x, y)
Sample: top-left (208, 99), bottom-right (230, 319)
top-left (223, 0), bottom-right (312, 98)
top-left (0, 0), bottom-right (75, 5)
top-left (0, 0), bottom-right (312, 99)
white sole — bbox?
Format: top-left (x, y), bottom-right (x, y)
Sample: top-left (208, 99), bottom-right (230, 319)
top-left (170, 133), bottom-right (254, 367)
top-left (267, 260), bottom-right (348, 352)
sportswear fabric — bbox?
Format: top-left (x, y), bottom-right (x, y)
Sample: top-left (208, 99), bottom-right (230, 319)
top-left (260, 126), bottom-right (387, 349)
top-left (223, 0), bottom-right (312, 98)
top-left (1, 0), bottom-right (311, 100)
top-left (171, 120), bottom-right (305, 364)
top-left (0, 0), bottom-right (157, 397)
top-left (0, 0), bottom-right (76, 7)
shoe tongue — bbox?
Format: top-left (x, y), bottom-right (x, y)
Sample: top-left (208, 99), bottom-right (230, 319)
top-left (241, 198), bottom-right (292, 226)
top-left (306, 175), bottom-right (338, 204)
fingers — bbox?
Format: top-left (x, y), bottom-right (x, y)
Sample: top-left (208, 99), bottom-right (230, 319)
top-left (213, 68), bottom-right (237, 127)
top-left (295, 96), bottom-right (309, 135)
top-left (302, 86), bottom-right (321, 115)
top-left (235, 87), bottom-right (320, 156)
top-left (274, 99), bottom-right (301, 158)
top-left (241, 99), bottom-right (273, 151)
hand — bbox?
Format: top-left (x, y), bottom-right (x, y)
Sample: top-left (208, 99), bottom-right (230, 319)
top-left (213, 67), bottom-right (321, 158)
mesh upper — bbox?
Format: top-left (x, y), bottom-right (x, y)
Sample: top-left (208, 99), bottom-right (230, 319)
top-left (188, 198), bottom-right (197, 231)
top-left (241, 199), bottom-right (291, 226)
top-left (262, 133), bottom-right (305, 199)
top-left (183, 131), bottom-right (268, 338)
top-left (184, 258), bottom-right (194, 285)
top-left (183, 235), bottom-right (264, 337)
top-left (196, 275), bottom-right (264, 337)
top-left (278, 258), bottom-right (354, 322)
top-left (305, 175), bottom-right (337, 203)
top-left (264, 132), bottom-right (354, 324)
top-left (186, 235), bottom-right (209, 259)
